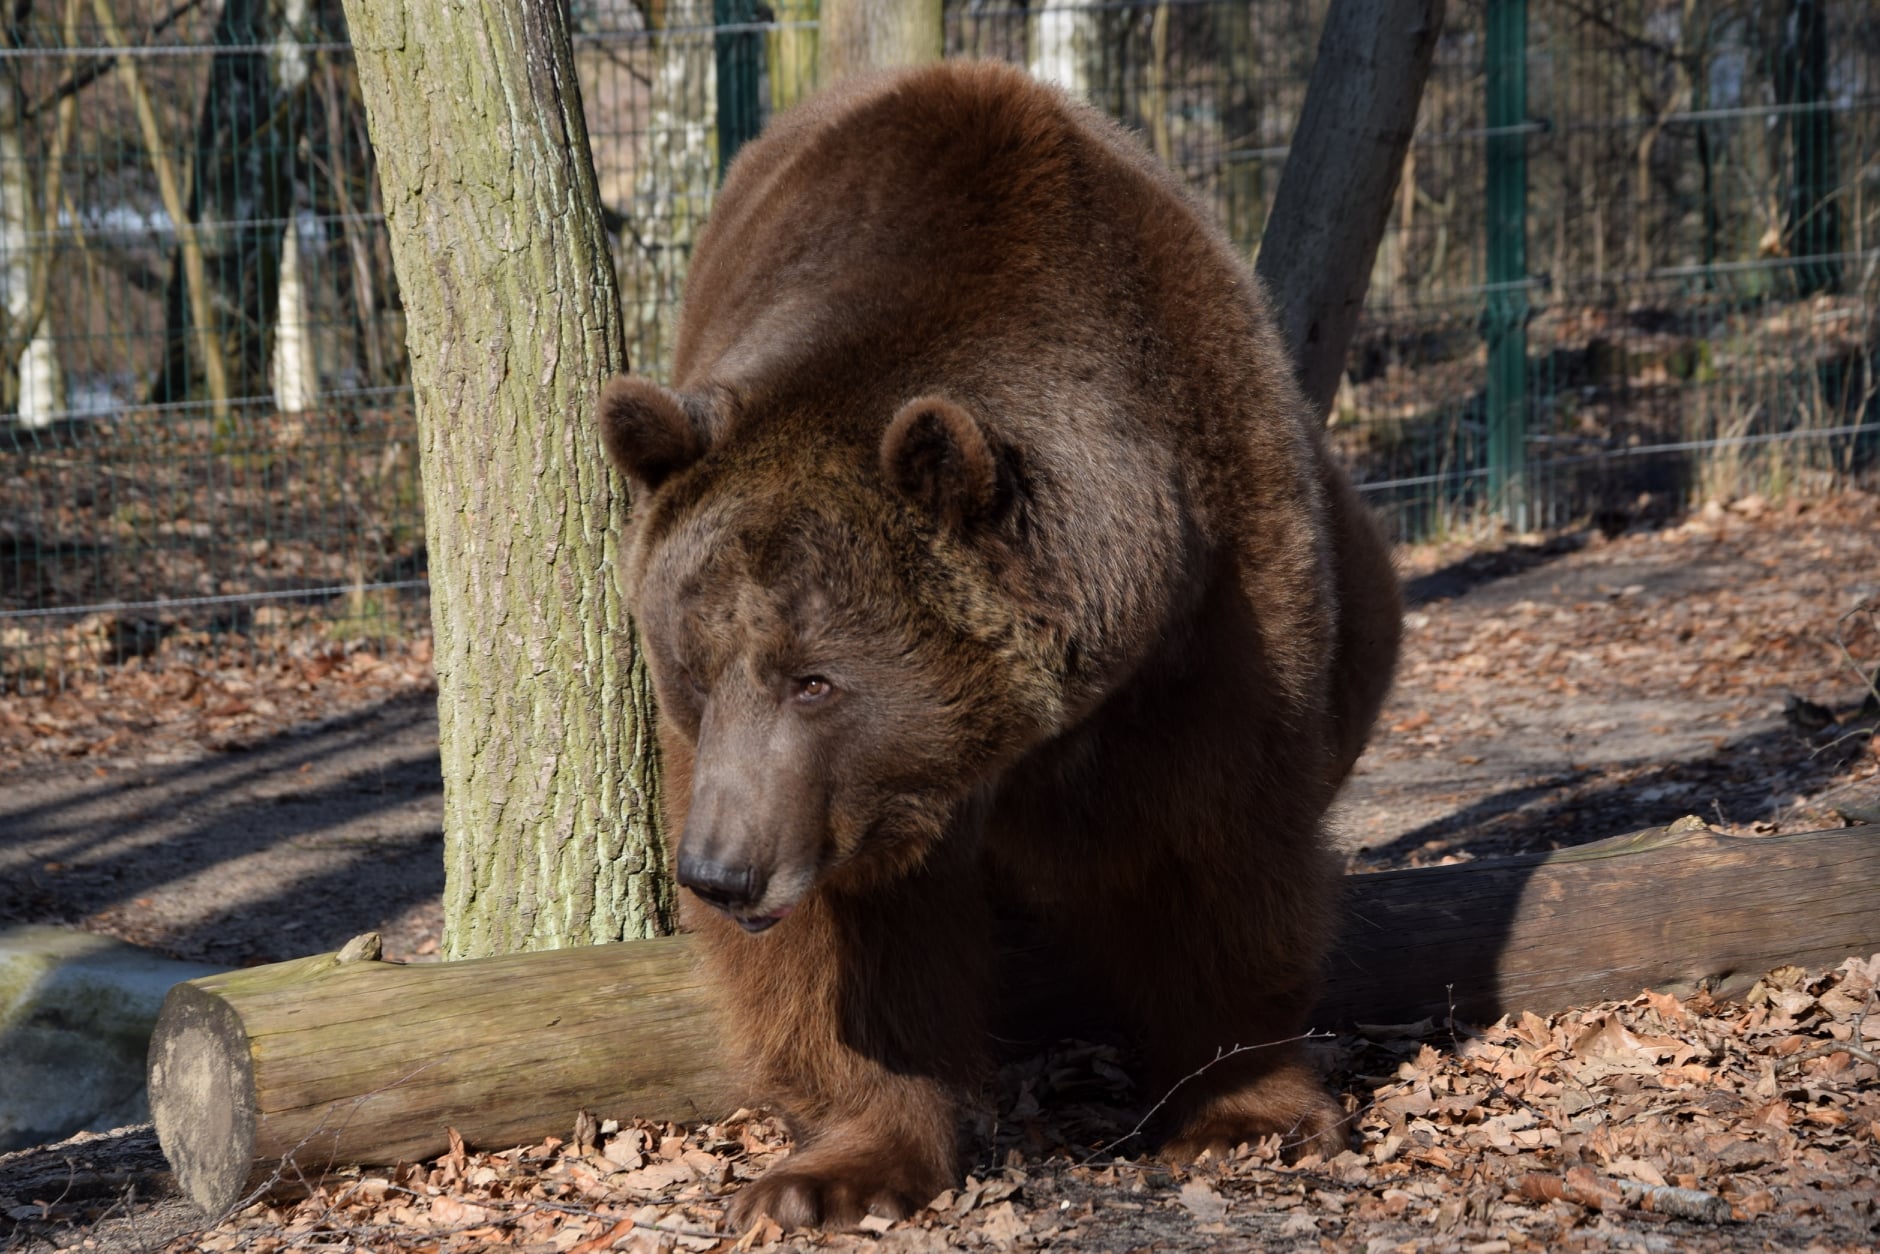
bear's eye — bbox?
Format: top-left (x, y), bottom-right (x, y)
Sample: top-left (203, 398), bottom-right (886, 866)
top-left (793, 675), bottom-right (835, 704)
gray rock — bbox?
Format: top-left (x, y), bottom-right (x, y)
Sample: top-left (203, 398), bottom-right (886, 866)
top-left (0, 926), bottom-right (224, 1153)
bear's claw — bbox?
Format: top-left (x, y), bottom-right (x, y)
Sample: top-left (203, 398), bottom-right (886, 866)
top-left (728, 1151), bottom-right (945, 1233)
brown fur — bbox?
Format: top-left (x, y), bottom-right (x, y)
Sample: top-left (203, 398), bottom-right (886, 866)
top-left (598, 61), bottom-right (1401, 1231)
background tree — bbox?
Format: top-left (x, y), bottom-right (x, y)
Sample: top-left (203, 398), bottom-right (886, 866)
top-left (342, 0), bottom-right (671, 958)
top-left (617, 0), bottom-right (716, 376)
top-left (1025, 0), bottom-right (1112, 100)
top-left (819, 0), bottom-right (940, 79)
top-left (266, 0), bottom-right (319, 414)
top-left (0, 0), bottom-right (69, 424)
top-left (147, 0), bottom-right (302, 407)
top-left (1257, 0), bottom-right (1445, 417)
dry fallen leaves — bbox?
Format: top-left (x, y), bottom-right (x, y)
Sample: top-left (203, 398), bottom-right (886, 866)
top-left (0, 631), bottom-right (435, 767)
top-left (136, 953), bottom-right (1880, 1254)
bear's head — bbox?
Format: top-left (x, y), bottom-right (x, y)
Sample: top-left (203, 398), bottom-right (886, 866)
top-left (599, 375), bottom-right (1062, 932)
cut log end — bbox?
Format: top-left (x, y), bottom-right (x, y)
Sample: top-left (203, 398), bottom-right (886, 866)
top-left (147, 980), bottom-right (258, 1218)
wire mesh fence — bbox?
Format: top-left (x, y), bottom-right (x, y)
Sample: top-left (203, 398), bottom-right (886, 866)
top-left (2, 0), bottom-right (1877, 695)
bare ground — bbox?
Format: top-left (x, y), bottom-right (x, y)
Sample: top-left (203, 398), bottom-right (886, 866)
top-left (2, 491), bottom-right (1877, 1252)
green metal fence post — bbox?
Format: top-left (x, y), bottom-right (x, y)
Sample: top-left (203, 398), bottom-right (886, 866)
top-left (1484, 0), bottom-right (1529, 529)
top-left (715, 0), bottom-right (765, 177)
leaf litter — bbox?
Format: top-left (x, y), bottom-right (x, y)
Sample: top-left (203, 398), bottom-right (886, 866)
top-left (13, 951), bottom-right (1852, 1253)
top-left (3, 493), bottom-right (1879, 1250)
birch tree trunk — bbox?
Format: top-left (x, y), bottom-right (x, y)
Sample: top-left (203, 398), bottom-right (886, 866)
top-left (1026, 0), bottom-right (1093, 95)
top-left (269, 0), bottom-right (316, 416)
top-left (0, 36), bottom-right (64, 424)
top-left (269, 221), bottom-right (316, 415)
top-left (620, 0), bottom-right (716, 377)
top-left (343, 0), bottom-right (672, 957)
top-left (1023, 0), bottom-right (1131, 136)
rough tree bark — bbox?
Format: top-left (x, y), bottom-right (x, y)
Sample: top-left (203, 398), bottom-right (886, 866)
top-left (342, 0), bottom-right (670, 957)
top-left (1256, 0), bottom-right (1445, 419)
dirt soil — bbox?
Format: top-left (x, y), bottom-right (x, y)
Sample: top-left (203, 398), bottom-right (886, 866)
top-left (2, 491), bottom-right (1877, 1252)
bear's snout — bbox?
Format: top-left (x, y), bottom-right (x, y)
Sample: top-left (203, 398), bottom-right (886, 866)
top-left (678, 852), bottom-right (767, 913)
top-left (676, 847), bottom-right (806, 933)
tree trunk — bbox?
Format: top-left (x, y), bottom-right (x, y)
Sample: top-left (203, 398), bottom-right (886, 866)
top-left (817, 0), bottom-right (940, 82)
top-left (149, 0), bottom-right (302, 409)
top-left (1211, 0), bottom-right (1263, 254)
top-left (342, 0), bottom-right (671, 958)
top-left (619, 0), bottom-right (716, 377)
top-left (91, 0), bottom-right (231, 422)
top-left (1025, 0), bottom-right (1102, 98)
top-left (1776, 0), bottom-right (1841, 294)
top-left (0, 9), bottom-right (66, 425)
top-left (268, 0), bottom-right (316, 415)
top-left (149, 820), bottom-right (1880, 1216)
top-left (316, 53), bottom-right (398, 391)
top-left (1256, 0), bottom-right (1445, 420)
top-left (767, 0), bottom-right (818, 113)
top-left (0, 72), bottom-right (63, 424)
top-left (269, 221), bottom-right (316, 416)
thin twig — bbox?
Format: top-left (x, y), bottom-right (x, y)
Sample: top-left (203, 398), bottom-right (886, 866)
top-left (22, 0), bottom-right (207, 120)
top-left (1785, 985), bottom-right (1880, 1069)
top-left (1081, 1031), bottom-right (1332, 1162)
top-left (1832, 598), bottom-right (1880, 713)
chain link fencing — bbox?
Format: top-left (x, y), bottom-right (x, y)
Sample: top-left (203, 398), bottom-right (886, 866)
top-left (3, 0), bottom-right (1875, 693)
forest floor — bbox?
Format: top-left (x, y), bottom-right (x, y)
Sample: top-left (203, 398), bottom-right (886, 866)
top-left (1, 490), bottom-right (1877, 1252)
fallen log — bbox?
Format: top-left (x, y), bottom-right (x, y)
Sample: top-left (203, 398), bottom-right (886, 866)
top-left (1325, 815), bottom-right (1880, 1025)
top-left (149, 818), bottom-right (1880, 1216)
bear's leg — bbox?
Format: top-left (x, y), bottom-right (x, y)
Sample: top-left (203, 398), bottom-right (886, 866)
top-left (1109, 846), bottom-right (1348, 1161)
top-left (709, 852), bottom-right (989, 1231)
top-left (1008, 752), bottom-right (1347, 1164)
top-left (1066, 852), bottom-right (1347, 1161)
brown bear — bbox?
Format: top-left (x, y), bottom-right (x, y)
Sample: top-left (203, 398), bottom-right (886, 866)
top-left (598, 60), bottom-right (1401, 1232)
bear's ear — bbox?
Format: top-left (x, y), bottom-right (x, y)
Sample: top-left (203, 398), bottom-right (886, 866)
top-left (598, 374), bottom-right (709, 494)
top-left (881, 396), bottom-right (1000, 529)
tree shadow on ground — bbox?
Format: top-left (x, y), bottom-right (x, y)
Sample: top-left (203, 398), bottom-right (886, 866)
top-left (1349, 717), bottom-right (1869, 872)
top-left (1402, 533), bottom-right (1589, 608)
top-left (0, 694), bottom-right (444, 965)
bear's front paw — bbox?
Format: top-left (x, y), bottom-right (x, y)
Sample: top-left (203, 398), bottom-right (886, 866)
top-left (728, 1148), bottom-right (948, 1233)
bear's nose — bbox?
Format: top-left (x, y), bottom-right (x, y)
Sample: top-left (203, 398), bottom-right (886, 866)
top-left (677, 854), bottom-right (766, 914)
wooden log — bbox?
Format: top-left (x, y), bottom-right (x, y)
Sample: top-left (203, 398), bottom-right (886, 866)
top-left (147, 933), bottom-right (735, 1218)
top-left (1322, 816), bottom-right (1880, 1025)
top-left (149, 820), bottom-right (1880, 1216)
